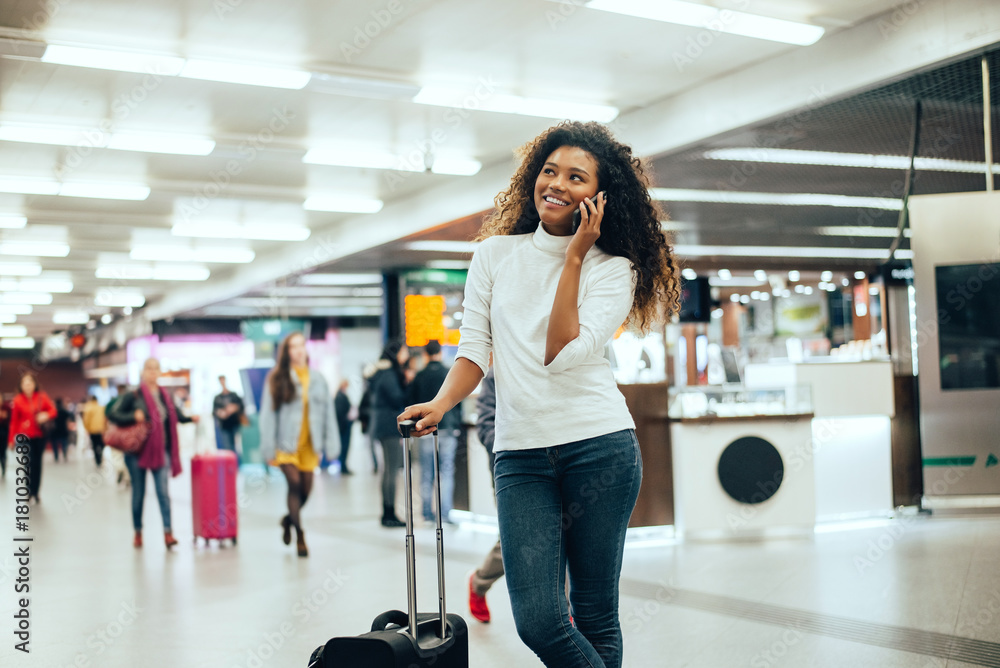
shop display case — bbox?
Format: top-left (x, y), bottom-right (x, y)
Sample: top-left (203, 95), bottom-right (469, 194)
top-left (668, 385), bottom-right (813, 422)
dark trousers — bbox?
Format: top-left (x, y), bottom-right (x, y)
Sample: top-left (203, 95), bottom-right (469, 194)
top-left (0, 430), bottom-right (7, 475)
top-left (337, 423), bottom-right (352, 470)
top-left (51, 435), bottom-right (68, 461)
top-left (28, 437), bottom-right (45, 498)
top-left (90, 433), bottom-right (105, 467)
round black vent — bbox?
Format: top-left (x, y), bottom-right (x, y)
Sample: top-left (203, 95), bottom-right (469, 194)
top-left (717, 437), bottom-right (784, 504)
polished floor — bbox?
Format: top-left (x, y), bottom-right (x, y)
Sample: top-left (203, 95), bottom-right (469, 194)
top-left (1, 441), bottom-right (999, 668)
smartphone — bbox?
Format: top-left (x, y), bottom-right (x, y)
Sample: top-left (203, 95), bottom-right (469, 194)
top-left (572, 191), bottom-right (606, 234)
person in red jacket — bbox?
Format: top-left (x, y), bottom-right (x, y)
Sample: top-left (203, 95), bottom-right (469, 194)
top-left (8, 373), bottom-right (56, 504)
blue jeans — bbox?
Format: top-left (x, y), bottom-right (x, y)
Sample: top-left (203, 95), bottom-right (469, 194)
top-left (125, 454), bottom-right (172, 532)
top-left (494, 429), bottom-right (641, 668)
top-left (217, 425), bottom-right (240, 466)
top-left (419, 431), bottom-right (458, 521)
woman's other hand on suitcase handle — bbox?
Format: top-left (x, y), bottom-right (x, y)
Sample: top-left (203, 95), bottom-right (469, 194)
top-left (398, 402), bottom-right (444, 438)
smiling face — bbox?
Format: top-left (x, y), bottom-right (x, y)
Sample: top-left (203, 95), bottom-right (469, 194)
top-left (534, 145), bottom-right (600, 234)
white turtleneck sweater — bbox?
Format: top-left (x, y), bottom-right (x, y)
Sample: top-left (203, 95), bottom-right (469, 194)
top-left (457, 224), bottom-right (637, 452)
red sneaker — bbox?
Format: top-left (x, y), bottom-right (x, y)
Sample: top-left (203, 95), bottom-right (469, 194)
top-left (133, 531), bottom-right (143, 549)
top-left (469, 575), bottom-right (490, 623)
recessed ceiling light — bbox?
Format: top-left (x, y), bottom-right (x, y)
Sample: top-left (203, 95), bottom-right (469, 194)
top-left (673, 245), bottom-right (894, 260)
top-left (303, 195), bottom-right (384, 214)
top-left (0, 261), bottom-right (41, 276)
top-left (94, 290), bottom-right (146, 308)
top-left (298, 273), bottom-right (383, 286)
top-left (130, 246), bottom-right (255, 263)
top-left (650, 188), bottom-right (901, 210)
top-left (717, 269), bottom-right (732, 280)
top-left (681, 268), bottom-right (698, 280)
top-left (753, 270), bottom-right (767, 281)
top-left (1, 292), bottom-right (52, 305)
top-left (855, 271), bottom-right (867, 280)
top-left (41, 44), bottom-right (185, 75)
top-left (704, 147), bottom-right (1000, 174)
top-left (0, 324), bottom-right (28, 337)
top-left (180, 59), bottom-right (311, 89)
top-left (582, 0), bottom-right (824, 46)
top-left (0, 214), bottom-right (27, 229)
top-left (52, 311), bottom-right (89, 325)
top-left (821, 271), bottom-right (833, 282)
top-left (171, 222), bottom-right (310, 242)
top-left (0, 337), bottom-right (35, 349)
top-left (414, 86), bottom-right (618, 122)
top-left (0, 240), bottom-right (70, 257)
top-left (788, 270), bottom-right (800, 282)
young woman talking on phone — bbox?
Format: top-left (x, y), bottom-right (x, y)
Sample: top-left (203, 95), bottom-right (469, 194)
top-left (400, 121), bottom-right (679, 667)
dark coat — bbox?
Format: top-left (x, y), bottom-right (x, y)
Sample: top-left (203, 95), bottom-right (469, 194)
top-left (369, 363), bottom-right (407, 442)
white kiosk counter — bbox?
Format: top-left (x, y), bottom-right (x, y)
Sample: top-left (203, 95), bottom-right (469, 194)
top-left (744, 360), bottom-right (896, 522)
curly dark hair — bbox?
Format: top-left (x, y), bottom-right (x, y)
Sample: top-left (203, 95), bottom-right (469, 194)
top-left (478, 121), bottom-right (680, 331)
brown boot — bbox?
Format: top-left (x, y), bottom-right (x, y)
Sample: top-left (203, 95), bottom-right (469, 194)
top-left (133, 531), bottom-right (143, 549)
top-left (296, 529), bottom-right (308, 558)
top-left (164, 531), bottom-right (178, 549)
top-left (281, 515), bottom-right (292, 546)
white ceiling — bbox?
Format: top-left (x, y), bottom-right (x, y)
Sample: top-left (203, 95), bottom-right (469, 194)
top-left (0, 0), bottom-right (990, 340)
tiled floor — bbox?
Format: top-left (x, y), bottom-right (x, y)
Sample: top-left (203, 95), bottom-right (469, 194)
top-left (1, 446), bottom-right (999, 667)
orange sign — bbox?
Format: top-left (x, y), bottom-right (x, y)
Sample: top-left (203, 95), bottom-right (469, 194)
top-left (404, 295), bottom-right (446, 347)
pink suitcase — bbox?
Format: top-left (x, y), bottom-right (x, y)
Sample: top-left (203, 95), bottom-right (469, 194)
top-left (191, 450), bottom-right (239, 546)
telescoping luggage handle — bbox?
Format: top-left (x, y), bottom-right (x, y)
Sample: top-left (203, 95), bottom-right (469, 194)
top-left (397, 419), bottom-right (448, 646)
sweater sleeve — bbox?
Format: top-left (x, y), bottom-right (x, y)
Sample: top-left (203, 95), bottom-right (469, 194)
top-left (257, 384), bottom-right (277, 463)
top-left (545, 258), bottom-right (635, 374)
top-left (456, 241), bottom-right (494, 376)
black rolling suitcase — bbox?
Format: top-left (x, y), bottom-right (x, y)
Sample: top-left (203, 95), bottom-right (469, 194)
top-left (308, 420), bottom-right (469, 668)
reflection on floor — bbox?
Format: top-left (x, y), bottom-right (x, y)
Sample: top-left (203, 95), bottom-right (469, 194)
top-left (2, 447), bottom-right (999, 668)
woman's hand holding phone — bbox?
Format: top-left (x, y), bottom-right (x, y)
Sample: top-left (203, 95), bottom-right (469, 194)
top-left (568, 191), bottom-right (606, 261)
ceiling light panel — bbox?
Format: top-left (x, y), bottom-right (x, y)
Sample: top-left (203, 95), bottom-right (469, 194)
top-left (0, 337), bottom-right (35, 349)
top-left (649, 188), bottom-right (902, 210)
top-left (41, 45), bottom-right (185, 75)
top-left (414, 86), bottom-right (618, 122)
top-left (180, 60), bottom-right (311, 89)
top-left (583, 0), bottom-right (824, 46)
top-left (298, 273), bottom-right (383, 286)
top-left (171, 222), bottom-right (310, 242)
top-left (303, 195), bottom-right (384, 213)
top-left (130, 246), bottom-right (255, 263)
top-left (704, 147), bottom-right (1000, 174)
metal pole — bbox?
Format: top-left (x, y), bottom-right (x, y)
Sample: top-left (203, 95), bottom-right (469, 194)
top-left (983, 56), bottom-right (994, 192)
top-left (432, 429), bottom-right (447, 639)
top-left (401, 429), bottom-right (419, 641)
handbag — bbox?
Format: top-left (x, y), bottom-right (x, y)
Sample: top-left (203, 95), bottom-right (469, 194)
top-left (105, 421), bottom-right (150, 454)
